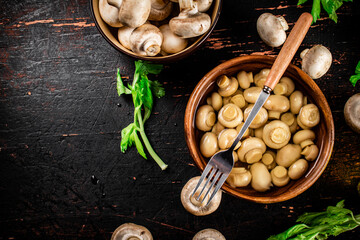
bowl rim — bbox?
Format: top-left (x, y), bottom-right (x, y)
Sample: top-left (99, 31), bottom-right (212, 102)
top-left (184, 55), bottom-right (335, 203)
top-left (89, 0), bottom-right (223, 62)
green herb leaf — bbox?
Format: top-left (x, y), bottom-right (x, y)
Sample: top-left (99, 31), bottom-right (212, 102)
top-left (349, 61), bottom-right (360, 87)
top-left (149, 80), bottom-right (165, 98)
top-left (133, 131), bottom-right (147, 159)
top-left (311, 0), bottom-right (322, 23)
top-left (298, 0), bottom-right (309, 5)
top-left (120, 123), bottom-right (136, 152)
top-left (116, 69), bottom-right (131, 96)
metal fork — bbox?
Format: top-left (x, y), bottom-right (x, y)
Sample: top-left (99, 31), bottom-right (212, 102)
top-left (192, 12), bottom-right (313, 206)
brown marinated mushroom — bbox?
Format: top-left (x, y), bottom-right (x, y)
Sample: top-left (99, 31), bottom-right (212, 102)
top-left (261, 150), bottom-right (276, 170)
top-left (280, 112), bottom-right (295, 126)
top-left (301, 144), bottom-right (319, 161)
top-left (268, 110), bottom-right (281, 120)
top-left (217, 75), bottom-right (239, 97)
top-left (237, 137), bottom-right (266, 164)
top-left (226, 167), bottom-right (252, 188)
top-left (111, 223), bottom-right (153, 240)
top-left (344, 93), bottom-right (360, 134)
top-left (290, 90), bottom-right (304, 114)
top-left (293, 129), bottom-right (316, 149)
top-left (169, 0), bottom-right (211, 38)
top-left (288, 159), bottom-right (309, 180)
top-left (217, 129), bottom-right (240, 150)
top-left (244, 104), bottom-right (268, 129)
top-left (230, 93), bottom-right (246, 109)
top-left (253, 68), bottom-right (270, 88)
top-left (196, 105), bottom-right (216, 131)
top-left (118, 0), bottom-right (151, 28)
top-left (193, 228), bottom-right (226, 240)
top-left (273, 77), bottom-right (295, 96)
top-left (264, 95), bottom-right (290, 113)
top-left (181, 176), bottom-right (222, 216)
top-left (301, 45), bottom-right (332, 79)
top-left (159, 24), bottom-right (188, 54)
top-left (199, 132), bottom-right (218, 157)
top-left (211, 121), bottom-right (225, 136)
top-left (217, 103), bottom-right (243, 128)
top-left (130, 23), bottom-right (163, 56)
top-left (207, 92), bottom-right (223, 111)
top-left (262, 120), bottom-right (291, 149)
top-left (297, 104), bottom-right (320, 128)
top-left (243, 86), bottom-right (262, 103)
top-left (99, 0), bottom-right (123, 27)
top-left (250, 162), bottom-right (272, 192)
top-left (148, 0), bottom-right (173, 21)
top-left (254, 125), bottom-right (264, 139)
top-left (257, 13), bottom-right (288, 47)
top-left (237, 70), bottom-right (254, 89)
top-left (271, 166), bottom-right (290, 187)
top-left (236, 122), bottom-right (251, 139)
top-left (276, 144), bottom-right (302, 167)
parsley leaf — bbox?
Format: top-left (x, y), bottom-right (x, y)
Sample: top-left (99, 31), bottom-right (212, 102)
top-left (349, 61), bottom-right (360, 87)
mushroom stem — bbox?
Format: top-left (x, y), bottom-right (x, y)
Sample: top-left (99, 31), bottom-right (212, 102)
top-left (179, 0), bottom-right (195, 11)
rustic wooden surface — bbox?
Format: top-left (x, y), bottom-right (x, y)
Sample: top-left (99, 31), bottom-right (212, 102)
top-left (1, 0), bottom-right (360, 239)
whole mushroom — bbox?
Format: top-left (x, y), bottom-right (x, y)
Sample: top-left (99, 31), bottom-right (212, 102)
top-left (118, 26), bottom-right (135, 50)
top-left (129, 23), bottom-right (163, 56)
top-left (237, 137), bottom-right (266, 164)
top-left (159, 24), bottom-right (188, 54)
top-left (196, 105), bottom-right (216, 132)
top-left (262, 120), bottom-right (291, 149)
top-left (148, 0), bottom-right (173, 21)
top-left (226, 167), bottom-right (252, 187)
top-left (297, 103), bottom-right (320, 128)
top-left (300, 45), bottom-right (332, 79)
top-left (192, 228), bottom-right (226, 240)
top-left (217, 103), bottom-right (243, 128)
top-left (99, 0), bottom-right (123, 27)
top-left (344, 93), bottom-right (360, 134)
top-left (257, 13), bottom-right (288, 47)
top-left (118, 0), bottom-right (152, 28)
top-left (200, 132), bottom-right (218, 157)
top-left (111, 223), bottom-right (153, 240)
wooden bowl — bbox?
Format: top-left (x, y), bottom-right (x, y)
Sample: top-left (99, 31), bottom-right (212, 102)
top-left (90, 0), bottom-right (222, 62)
top-left (184, 55), bottom-right (335, 203)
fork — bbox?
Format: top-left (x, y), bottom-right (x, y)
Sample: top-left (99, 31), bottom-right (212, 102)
top-left (192, 12), bottom-right (313, 206)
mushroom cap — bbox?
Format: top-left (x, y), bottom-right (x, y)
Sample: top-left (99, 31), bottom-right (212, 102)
top-left (119, 0), bottom-right (151, 28)
top-left (196, 105), bottom-right (216, 132)
top-left (344, 93), bottom-right (360, 134)
top-left (159, 24), bottom-right (188, 54)
top-left (257, 13), bottom-right (288, 47)
top-left (192, 228), bottom-right (226, 240)
top-left (99, 0), bottom-right (123, 27)
top-left (237, 137), bottom-right (266, 163)
top-left (262, 120), bottom-right (291, 149)
top-left (217, 75), bottom-right (239, 97)
top-left (118, 26), bottom-right (135, 50)
top-left (227, 167), bottom-right (252, 187)
top-left (148, 1), bottom-right (173, 21)
top-left (298, 103), bottom-right (320, 128)
top-left (169, 10), bottom-right (211, 38)
top-left (217, 103), bottom-right (243, 128)
top-left (111, 223), bottom-right (153, 240)
top-left (200, 132), bottom-right (219, 157)
top-left (130, 23), bottom-right (163, 56)
top-left (264, 95), bottom-right (290, 113)
top-left (181, 176), bottom-right (222, 216)
top-left (288, 159), bottom-right (309, 180)
top-left (244, 104), bottom-right (268, 129)
top-left (250, 162), bottom-right (272, 192)
top-left (196, 0), bottom-right (214, 12)
top-left (276, 144), bottom-right (302, 167)
top-left (217, 128), bottom-right (238, 150)
top-left (301, 45), bottom-right (332, 79)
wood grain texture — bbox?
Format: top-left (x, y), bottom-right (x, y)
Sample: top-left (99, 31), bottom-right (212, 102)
top-left (1, 0), bottom-right (360, 239)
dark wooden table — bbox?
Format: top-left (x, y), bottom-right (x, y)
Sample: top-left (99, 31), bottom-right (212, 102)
top-left (1, 0), bottom-right (360, 239)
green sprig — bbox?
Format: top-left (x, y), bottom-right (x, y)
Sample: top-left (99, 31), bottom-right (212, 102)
top-left (349, 61), bottom-right (360, 87)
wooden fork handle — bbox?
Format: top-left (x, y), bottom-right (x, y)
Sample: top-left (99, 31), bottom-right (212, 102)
top-left (264, 12), bottom-right (313, 90)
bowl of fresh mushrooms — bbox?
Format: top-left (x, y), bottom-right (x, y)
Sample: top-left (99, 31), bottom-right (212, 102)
top-left (90, 0), bottom-right (222, 62)
top-left (184, 55), bottom-right (335, 203)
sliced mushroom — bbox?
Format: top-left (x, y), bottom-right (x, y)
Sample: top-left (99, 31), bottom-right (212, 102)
top-left (250, 162), bottom-right (272, 192)
top-left (271, 166), bottom-right (290, 187)
top-left (169, 0), bottom-right (211, 38)
top-left (253, 69), bottom-right (270, 88)
top-left (290, 90), bottom-right (304, 114)
top-left (237, 70), bottom-right (254, 89)
top-left (288, 159), bottom-right (309, 180)
top-left (118, 0), bottom-right (151, 28)
top-left (159, 24), bottom-right (188, 54)
top-left (193, 228), bottom-right (226, 240)
top-left (262, 120), bottom-right (291, 149)
top-left (344, 93), bottom-right (360, 134)
top-left (207, 92), bottom-right (223, 111)
top-left (218, 129), bottom-right (239, 150)
top-left (243, 87), bottom-right (262, 103)
top-left (301, 144), bottom-right (319, 161)
top-left (118, 26), bottom-right (135, 50)
top-left (217, 103), bottom-right (243, 128)
top-left (130, 23), bottom-right (163, 56)
top-left (264, 95), bottom-right (290, 113)
top-left (293, 129), bottom-right (316, 149)
top-left (301, 45), bottom-right (332, 79)
top-left (276, 144), bottom-right (302, 167)
top-left (196, 105), bottom-right (216, 131)
top-left (297, 104), bottom-right (320, 128)
top-left (181, 176), bottom-right (222, 216)
top-left (274, 77), bottom-right (295, 96)
top-left (111, 223), bottom-right (153, 240)
top-left (237, 137), bottom-right (266, 164)
top-left (149, 0), bottom-right (173, 21)
top-left (99, 0), bottom-right (123, 27)
top-left (226, 167), bottom-right (252, 188)
top-left (217, 75), bottom-right (239, 97)
top-left (257, 13), bottom-right (288, 47)
top-left (244, 104), bottom-right (268, 129)
top-left (200, 132), bottom-right (218, 158)
top-left (261, 150), bottom-right (276, 170)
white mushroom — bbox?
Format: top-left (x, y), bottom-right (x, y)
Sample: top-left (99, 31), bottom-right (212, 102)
top-left (264, 95), bottom-right (290, 113)
top-left (230, 93), bottom-right (246, 109)
top-left (301, 45), bottom-right (332, 79)
top-left (195, 0), bottom-right (213, 12)
top-left (237, 70), bottom-right (254, 89)
top-left (253, 68), bottom-right (270, 88)
top-left (159, 24), bottom-right (188, 54)
top-left (169, 0), bottom-right (211, 38)
top-left (217, 75), bottom-right (239, 97)
top-left (344, 93), bottom-right (360, 134)
top-left (99, 0), bottom-right (123, 27)
top-left (196, 105), bottom-right (216, 132)
top-left (262, 120), bottom-right (291, 149)
top-left (211, 121), bottom-right (225, 136)
top-left (261, 150), bottom-right (276, 170)
top-left (207, 92), bottom-right (223, 111)
top-left (301, 144), bottom-right (319, 161)
top-left (111, 223), bottom-right (153, 240)
top-left (271, 166), bottom-right (290, 187)
top-left (148, 0), bottom-right (173, 21)
top-left (273, 77), bottom-right (295, 96)
top-left (290, 90), bottom-right (305, 114)
top-left (237, 137), bottom-right (266, 164)
top-left (217, 103), bottom-right (243, 128)
top-left (276, 144), bottom-right (302, 167)
top-left (193, 228), bottom-right (226, 240)
top-left (130, 23), bottom-right (163, 56)
top-left (244, 104), bottom-right (268, 129)
top-left (293, 129), bottom-right (316, 149)
top-left (297, 104), bottom-right (320, 128)
top-left (288, 159), bottom-right (309, 180)
top-left (250, 162), bottom-right (272, 192)
top-left (226, 167), bottom-right (252, 188)
top-left (218, 129), bottom-right (240, 150)
top-left (200, 132), bottom-right (218, 157)
top-left (118, 0), bottom-right (152, 28)
top-left (181, 176), bottom-right (222, 216)
top-left (257, 13), bottom-right (288, 47)
top-left (117, 26), bottom-right (135, 50)
top-left (243, 87), bottom-right (262, 103)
